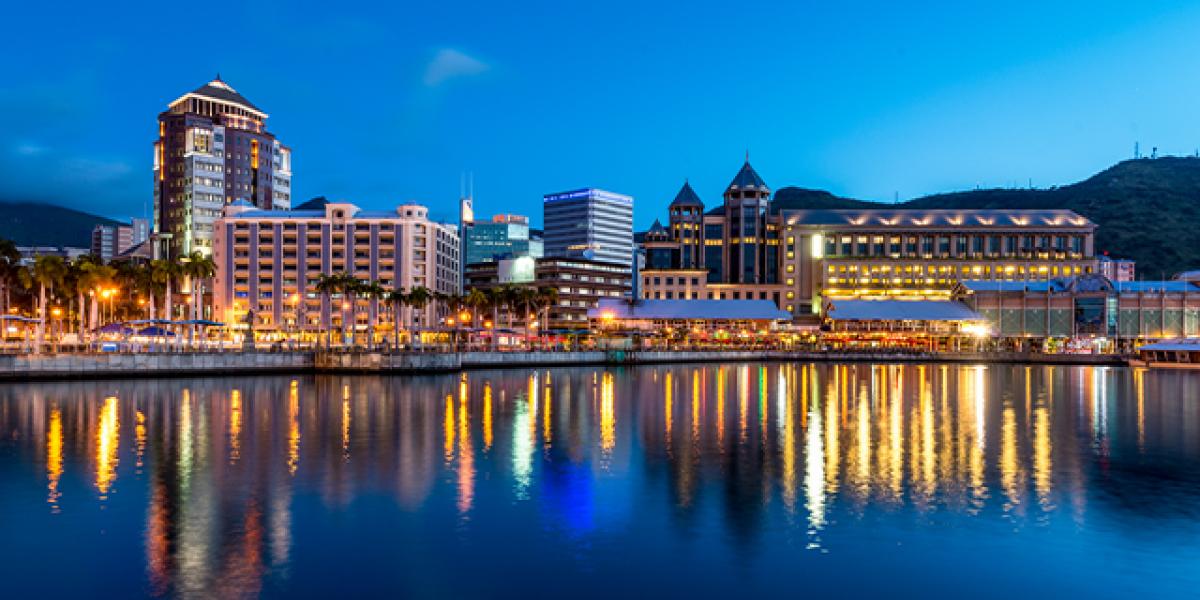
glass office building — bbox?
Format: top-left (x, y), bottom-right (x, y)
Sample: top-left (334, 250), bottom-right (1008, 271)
top-left (463, 214), bottom-right (543, 266)
top-left (543, 188), bottom-right (634, 271)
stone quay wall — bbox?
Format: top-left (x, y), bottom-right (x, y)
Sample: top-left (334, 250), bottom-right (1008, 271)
top-left (0, 349), bottom-right (1124, 381)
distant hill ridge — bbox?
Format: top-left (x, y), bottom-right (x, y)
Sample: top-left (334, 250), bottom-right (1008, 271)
top-left (0, 201), bottom-right (124, 249)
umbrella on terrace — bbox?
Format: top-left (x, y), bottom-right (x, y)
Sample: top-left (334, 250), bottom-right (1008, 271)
top-left (0, 314), bottom-right (39, 322)
top-left (179, 319), bottom-right (225, 327)
top-left (97, 322), bottom-right (133, 334)
top-left (136, 326), bottom-right (175, 337)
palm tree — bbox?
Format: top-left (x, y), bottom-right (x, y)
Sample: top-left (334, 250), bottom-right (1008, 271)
top-left (27, 255), bottom-right (67, 353)
top-left (0, 238), bottom-right (21, 314)
top-left (386, 287), bottom-right (408, 350)
top-left (463, 288), bottom-right (488, 349)
top-left (181, 251), bottom-right (216, 318)
top-left (345, 276), bottom-right (373, 347)
top-left (464, 288), bottom-right (488, 320)
top-left (485, 286), bottom-right (508, 349)
top-left (442, 292), bottom-right (464, 350)
top-left (69, 257), bottom-right (97, 343)
top-left (314, 272), bottom-right (344, 347)
top-left (360, 280), bottom-right (387, 347)
top-left (431, 290), bottom-right (448, 323)
top-left (114, 260), bottom-right (155, 321)
top-left (180, 251), bottom-right (216, 347)
top-left (536, 285), bottom-right (559, 344)
top-left (495, 284), bottom-right (521, 336)
top-left (150, 258), bottom-right (182, 321)
top-left (406, 286), bottom-right (432, 348)
top-left (93, 264), bottom-right (117, 325)
top-left (515, 286), bottom-right (539, 346)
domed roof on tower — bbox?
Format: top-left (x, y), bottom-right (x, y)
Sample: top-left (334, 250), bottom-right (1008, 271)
top-left (669, 180), bottom-right (704, 207)
top-left (170, 75), bottom-right (266, 118)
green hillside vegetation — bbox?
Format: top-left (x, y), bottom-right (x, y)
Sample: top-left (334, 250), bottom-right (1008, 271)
top-left (773, 157), bottom-right (1200, 277)
top-left (0, 201), bottom-right (124, 249)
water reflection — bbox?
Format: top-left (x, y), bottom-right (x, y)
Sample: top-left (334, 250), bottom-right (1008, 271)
top-left (46, 405), bottom-right (62, 510)
top-left (3, 364), bottom-right (1200, 596)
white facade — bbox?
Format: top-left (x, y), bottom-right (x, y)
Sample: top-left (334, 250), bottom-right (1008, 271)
top-left (271, 139), bottom-right (292, 210)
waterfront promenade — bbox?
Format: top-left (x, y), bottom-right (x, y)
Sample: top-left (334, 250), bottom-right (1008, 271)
top-left (0, 348), bottom-right (1126, 380)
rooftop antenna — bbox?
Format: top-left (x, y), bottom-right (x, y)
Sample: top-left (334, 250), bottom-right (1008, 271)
top-left (1134, 142), bottom-right (1140, 159)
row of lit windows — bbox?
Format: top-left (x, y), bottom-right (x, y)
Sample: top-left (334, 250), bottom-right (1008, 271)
top-left (642, 289), bottom-right (783, 303)
top-left (823, 233), bottom-right (1086, 258)
top-left (645, 276), bottom-right (704, 287)
top-left (826, 263), bottom-right (1086, 277)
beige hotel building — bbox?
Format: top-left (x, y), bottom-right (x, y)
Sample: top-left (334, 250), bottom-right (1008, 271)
top-left (213, 198), bottom-right (460, 335)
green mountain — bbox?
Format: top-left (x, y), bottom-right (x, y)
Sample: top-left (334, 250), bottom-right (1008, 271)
top-left (0, 201), bottom-right (124, 249)
top-left (774, 157), bottom-right (1200, 277)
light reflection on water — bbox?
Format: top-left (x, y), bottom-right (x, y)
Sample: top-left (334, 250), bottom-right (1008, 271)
top-left (2, 364), bottom-right (1200, 597)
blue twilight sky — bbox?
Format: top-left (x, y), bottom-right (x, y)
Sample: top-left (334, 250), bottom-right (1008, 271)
top-left (3, 1), bottom-right (1200, 230)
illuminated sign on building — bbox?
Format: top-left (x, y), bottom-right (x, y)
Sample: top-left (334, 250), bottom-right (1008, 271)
top-left (498, 256), bottom-right (537, 283)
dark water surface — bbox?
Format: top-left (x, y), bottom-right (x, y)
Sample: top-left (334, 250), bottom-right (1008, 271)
top-left (2, 364), bottom-right (1200, 598)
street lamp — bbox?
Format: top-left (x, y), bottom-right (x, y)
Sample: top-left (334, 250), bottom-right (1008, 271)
top-left (51, 306), bottom-right (62, 349)
top-left (99, 288), bottom-right (116, 323)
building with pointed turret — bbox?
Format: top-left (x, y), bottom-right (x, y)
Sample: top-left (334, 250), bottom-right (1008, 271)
top-left (639, 159), bottom-right (1099, 320)
top-left (639, 160), bottom-right (789, 311)
top-left (154, 76), bottom-right (292, 258)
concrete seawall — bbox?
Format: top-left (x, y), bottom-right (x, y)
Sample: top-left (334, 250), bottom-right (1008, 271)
top-left (315, 352), bottom-right (461, 372)
top-left (0, 352), bottom-right (313, 380)
top-left (0, 349), bottom-right (1126, 381)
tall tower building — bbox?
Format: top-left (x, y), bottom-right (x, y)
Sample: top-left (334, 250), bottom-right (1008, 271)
top-left (153, 76), bottom-right (292, 258)
top-left (543, 188), bottom-right (634, 270)
top-left (722, 160), bottom-right (776, 284)
top-left (667, 181), bottom-right (704, 269)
